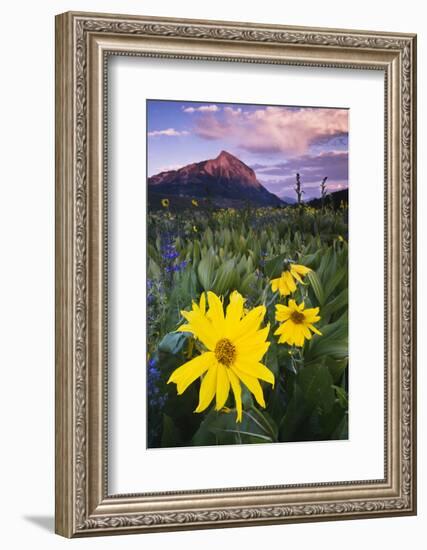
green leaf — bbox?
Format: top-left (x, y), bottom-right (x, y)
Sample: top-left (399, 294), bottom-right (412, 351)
top-left (161, 414), bottom-right (182, 447)
top-left (332, 385), bottom-right (348, 409)
top-left (321, 288), bottom-right (348, 318)
top-left (306, 315), bottom-right (348, 361)
top-left (240, 272), bottom-right (256, 295)
top-left (307, 270), bottom-right (324, 305)
top-left (318, 402), bottom-right (347, 440)
top-left (324, 357), bottom-right (348, 383)
top-left (148, 258), bottom-right (161, 279)
top-left (212, 259), bottom-right (236, 295)
top-left (197, 253), bottom-right (215, 290)
top-left (332, 415), bottom-right (348, 439)
top-left (191, 405), bottom-right (275, 446)
top-left (192, 240), bottom-right (201, 263)
top-left (264, 253), bottom-right (288, 279)
top-left (247, 407), bottom-right (278, 441)
top-left (278, 384), bottom-right (310, 441)
top-left (158, 332), bottom-right (189, 355)
top-left (210, 427), bottom-right (272, 442)
top-left (298, 364), bottom-right (335, 414)
top-left (323, 265), bottom-right (346, 301)
top-left (205, 226), bottom-right (214, 247)
top-left (317, 247), bottom-right (332, 280)
top-left (191, 410), bottom-right (219, 446)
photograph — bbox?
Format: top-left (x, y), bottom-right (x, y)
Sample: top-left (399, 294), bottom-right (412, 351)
top-left (146, 99), bottom-right (349, 448)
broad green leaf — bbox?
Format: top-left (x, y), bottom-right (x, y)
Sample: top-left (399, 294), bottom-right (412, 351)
top-left (161, 414), bottom-right (182, 447)
top-left (210, 427), bottom-right (272, 442)
top-left (148, 258), bottom-right (161, 279)
top-left (191, 408), bottom-right (274, 445)
top-left (278, 384), bottom-right (310, 441)
top-left (306, 315), bottom-right (348, 361)
top-left (323, 265), bottom-right (346, 300)
top-left (307, 270), bottom-right (324, 305)
top-left (332, 385), bottom-right (348, 409)
top-left (197, 253), bottom-right (215, 290)
top-left (298, 364), bottom-right (335, 414)
top-left (318, 402), bottom-right (348, 440)
top-left (332, 415), bottom-right (348, 439)
top-left (240, 272), bottom-right (257, 295)
top-left (321, 288), bottom-right (348, 318)
top-left (323, 356), bottom-right (348, 383)
top-left (158, 332), bottom-right (189, 355)
top-left (264, 253), bottom-right (288, 279)
top-left (212, 259), bottom-right (236, 295)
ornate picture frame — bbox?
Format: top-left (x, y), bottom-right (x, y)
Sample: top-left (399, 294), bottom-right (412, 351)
top-left (55, 11), bottom-right (417, 537)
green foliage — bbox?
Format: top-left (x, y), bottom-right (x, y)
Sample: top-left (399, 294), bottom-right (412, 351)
top-left (147, 204), bottom-right (349, 447)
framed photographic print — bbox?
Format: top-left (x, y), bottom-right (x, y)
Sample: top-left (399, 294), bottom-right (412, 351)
top-left (55, 11), bottom-right (417, 537)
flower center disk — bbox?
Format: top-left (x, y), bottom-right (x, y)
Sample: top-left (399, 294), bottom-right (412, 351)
top-left (290, 311), bottom-right (305, 324)
top-left (215, 338), bottom-right (236, 367)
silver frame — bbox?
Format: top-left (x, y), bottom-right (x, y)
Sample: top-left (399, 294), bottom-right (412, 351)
top-left (55, 11), bottom-right (417, 537)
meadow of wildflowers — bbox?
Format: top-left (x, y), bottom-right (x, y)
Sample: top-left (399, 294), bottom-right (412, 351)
top-left (147, 202), bottom-right (348, 447)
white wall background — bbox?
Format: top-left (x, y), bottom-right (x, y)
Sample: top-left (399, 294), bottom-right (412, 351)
top-left (0, 1), bottom-right (424, 548)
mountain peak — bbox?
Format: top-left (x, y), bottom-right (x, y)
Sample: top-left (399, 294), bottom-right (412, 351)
top-left (148, 151), bottom-right (284, 208)
top-left (217, 150), bottom-right (235, 160)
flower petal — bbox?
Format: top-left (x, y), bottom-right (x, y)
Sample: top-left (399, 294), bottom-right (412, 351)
top-left (207, 291), bottom-right (225, 331)
top-left (215, 364), bottom-right (230, 410)
top-left (275, 304), bottom-right (291, 322)
top-left (176, 315), bottom-right (217, 350)
top-left (292, 264), bottom-right (311, 275)
top-left (227, 368), bottom-right (242, 422)
top-left (270, 277), bottom-right (280, 293)
top-left (233, 367), bottom-right (266, 408)
top-left (225, 291), bottom-right (245, 333)
top-left (293, 326), bottom-right (305, 347)
top-left (308, 324), bottom-right (322, 336)
top-left (199, 292), bottom-right (206, 315)
top-left (232, 306), bottom-right (267, 342)
top-left (288, 299), bottom-right (298, 310)
top-left (168, 352), bottom-right (214, 394)
top-left (195, 364), bottom-right (218, 413)
top-left (285, 271), bottom-right (297, 293)
top-left (235, 360), bottom-right (275, 387)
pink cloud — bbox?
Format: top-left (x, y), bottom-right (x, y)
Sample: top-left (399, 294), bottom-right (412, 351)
top-left (194, 107), bottom-right (348, 155)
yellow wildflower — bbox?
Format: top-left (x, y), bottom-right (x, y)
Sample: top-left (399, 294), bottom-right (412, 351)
top-left (168, 291), bottom-right (274, 422)
top-left (274, 299), bottom-right (322, 347)
top-left (270, 263), bottom-right (311, 297)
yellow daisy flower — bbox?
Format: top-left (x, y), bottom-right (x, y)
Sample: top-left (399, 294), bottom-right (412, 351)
top-left (270, 263), bottom-right (311, 297)
top-left (161, 198), bottom-right (169, 208)
top-left (191, 199), bottom-right (199, 207)
top-left (168, 291), bottom-right (274, 422)
top-left (274, 299), bottom-right (322, 347)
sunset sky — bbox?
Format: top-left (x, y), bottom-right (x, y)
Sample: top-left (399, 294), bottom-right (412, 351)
top-left (147, 100), bottom-right (348, 200)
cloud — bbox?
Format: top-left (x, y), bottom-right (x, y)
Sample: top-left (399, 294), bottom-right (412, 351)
top-left (255, 151), bottom-right (348, 198)
top-left (194, 106), bottom-right (348, 156)
top-left (182, 104), bottom-right (220, 113)
top-left (148, 128), bottom-right (189, 137)
top-left (223, 106), bottom-right (242, 116)
top-left (256, 151), bottom-right (348, 180)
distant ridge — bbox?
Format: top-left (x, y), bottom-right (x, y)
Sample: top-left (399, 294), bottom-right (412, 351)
top-left (307, 188), bottom-right (348, 209)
